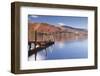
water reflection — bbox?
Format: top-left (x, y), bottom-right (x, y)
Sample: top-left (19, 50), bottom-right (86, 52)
top-left (28, 33), bottom-right (88, 61)
top-left (29, 39), bottom-right (88, 60)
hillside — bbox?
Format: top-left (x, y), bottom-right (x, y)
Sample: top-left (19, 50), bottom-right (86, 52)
top-left (28, 22), bottom-right (87, 33)
top-left (28, 22), bottom-right (88, 41)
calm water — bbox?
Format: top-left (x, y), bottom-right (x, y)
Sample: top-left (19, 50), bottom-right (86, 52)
top-left (29, 39), bottom-right (88, 61)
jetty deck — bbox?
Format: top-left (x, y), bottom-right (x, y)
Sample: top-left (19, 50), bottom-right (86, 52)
top-left (28, 41), bottom-right (54, 57)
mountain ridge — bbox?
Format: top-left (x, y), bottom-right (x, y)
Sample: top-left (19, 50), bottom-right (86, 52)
top-left (28, 22), bottom-right (87, 33)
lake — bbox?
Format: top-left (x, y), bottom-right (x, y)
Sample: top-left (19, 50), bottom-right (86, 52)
top-left (29, 38), bottom-right (88, 61)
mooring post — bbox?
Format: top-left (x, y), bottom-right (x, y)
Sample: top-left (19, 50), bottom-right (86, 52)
top-left (35, 52), bottom-right (37, 61)
top-left (28, 42), bottom-right (31, 51)
top-left (34, 30), bottom-right (37, 61)
top-left (35, 31), bottom-right (37, 46)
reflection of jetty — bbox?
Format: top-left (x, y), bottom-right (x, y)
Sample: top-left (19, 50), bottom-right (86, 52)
top-left (28, 41), bottom-right (54, 60)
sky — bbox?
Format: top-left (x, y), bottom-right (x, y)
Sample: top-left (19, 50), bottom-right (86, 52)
top-left (28, 15), bottom-right (88, 29)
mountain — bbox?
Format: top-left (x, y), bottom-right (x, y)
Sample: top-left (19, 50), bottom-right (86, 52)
top-left (61, 26), bottom-right (87, 32)
top-left (28, 22), bottom-right (87, 34)
top-left (28, 22), bottom-right (63, 33)
top-left (28, 22), bottom-right (88, 41)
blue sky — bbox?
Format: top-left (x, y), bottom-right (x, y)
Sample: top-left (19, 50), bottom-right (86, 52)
top-left (28, 15), bottom-right (88, 29)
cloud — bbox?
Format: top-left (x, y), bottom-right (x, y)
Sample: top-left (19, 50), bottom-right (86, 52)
top-left (30, 15), bottom-right (39, 18)
top-left (58, 23), bottom-right (66, 26)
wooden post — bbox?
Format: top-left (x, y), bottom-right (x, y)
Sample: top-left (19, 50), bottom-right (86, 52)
top-left (35, 52), bottom-right (37, 61)
top-left (35, 31), bottom-right (37, 43)
top-left (28, 42), bottom-right (31, 51)
top-left (34, 31), bottom-right (37, 47)
top-left (34, 31), bottom-right (37, 61)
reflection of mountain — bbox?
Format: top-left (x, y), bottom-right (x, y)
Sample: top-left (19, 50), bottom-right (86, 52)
top-left (28, 22), bottom-right (87, 41)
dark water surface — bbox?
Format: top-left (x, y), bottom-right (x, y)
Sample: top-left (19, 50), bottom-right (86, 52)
top-left (29, 39), bottom-right (88, 61)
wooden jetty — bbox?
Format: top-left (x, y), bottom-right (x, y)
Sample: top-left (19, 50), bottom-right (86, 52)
top-left (28, 41), bottom-right (54, 57)
top-left (28, 30), bottom-right (55, 60)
